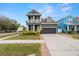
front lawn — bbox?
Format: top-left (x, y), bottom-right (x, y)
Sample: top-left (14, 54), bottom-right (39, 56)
top-left (0, 36), bottom-right (9, 38)
top-left (5, 35), bottom-right (40, 40)
top-left (70, 34), bottom-right (79, 40)
top-left (0, 43), bottom-right (41, 56)
top-left (0, 32), bottom-right (18, 38)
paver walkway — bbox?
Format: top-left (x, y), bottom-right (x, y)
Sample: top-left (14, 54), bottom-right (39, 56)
top-left (42, 34), bottom-right (79, 56)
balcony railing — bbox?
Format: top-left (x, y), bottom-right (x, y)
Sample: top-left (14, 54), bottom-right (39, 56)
top-left (28, 19), bottom-right (40, 23)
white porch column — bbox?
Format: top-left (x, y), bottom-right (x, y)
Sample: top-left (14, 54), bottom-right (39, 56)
top-left (40, 16), bottom-right (41, 22)
top-left (74, 25), bottom-right (77, 31)
top-left (40, 25), bottom-right (41, 32)
top-left (33, 16), bottom-right (35, 22)
top-left (67, 25), bottom-right (69, 31)
top-left (27, 26), bottom-right (29, 31)
top-left (40, 16), bottom-right (41, 31)
top-left (33, 25), bottom-right (35, 31)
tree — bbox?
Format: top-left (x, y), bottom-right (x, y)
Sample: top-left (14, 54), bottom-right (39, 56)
top-left (0, 15), bottom-right (20, 32)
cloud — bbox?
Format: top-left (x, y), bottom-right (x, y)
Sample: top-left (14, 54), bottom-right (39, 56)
top-left (60, 6), bottom-right (71, 12)
top-left (43, 4), bottom-right (53, 14)
top-left (59, 3), bottom-right (70, 6)
top-left (59, 3), bottom-right (72, 12)
top-left (0, 11), bottom-right (18, 19)
top-left (0, 11), bottom-right (21, 22)
top-left (39, 4), bottom-right (53, 13)
top-left (38, 4), bottom-right (54, 17)
top-left (0, 12), bottom-right (12, 17)
top-left (26, 4), bottom-right (55, 18)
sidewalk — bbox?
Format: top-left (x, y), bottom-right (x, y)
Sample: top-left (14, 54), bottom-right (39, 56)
top-left (0, 40), bottom-right (45, 44)
top-left (0, 35), bottom-right (45, 44)
top-left (0, 34), bottom-right (46, 56)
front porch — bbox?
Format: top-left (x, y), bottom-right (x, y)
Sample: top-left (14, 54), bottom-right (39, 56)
top-left (28, 25), bottom-right (40, 31)
top-left (66, 25), bottom-right (79, 32)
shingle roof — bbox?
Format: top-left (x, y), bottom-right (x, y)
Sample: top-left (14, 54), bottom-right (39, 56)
top-left (27, 9), bottom-right (41, 16)
top-left (41, 17), bottom-right (57, 23)
top-left (75, 17), bottom-right (79, 21)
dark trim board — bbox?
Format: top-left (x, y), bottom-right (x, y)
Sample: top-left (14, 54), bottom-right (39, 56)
top-left (41, 28), bottom-right (56, 34)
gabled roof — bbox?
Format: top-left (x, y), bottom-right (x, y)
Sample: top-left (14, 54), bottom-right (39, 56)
top-left (27, 9), bottom-right (41, 16)
top-left (47, 16), bottom-right (56, 23)
top-left (75, 17), bottom-right (79, 21)
top-left (41, 16), bottom-right (57, 24)
top-left (57, 15), bottom-right (74, 22)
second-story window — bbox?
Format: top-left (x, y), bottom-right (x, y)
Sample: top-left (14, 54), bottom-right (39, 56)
top-left (35, 16), bottom-right (40, 20)
top-left (28, 16), bottom-right (33, 20)
top-left (35, 16), bottom-right (37, 20)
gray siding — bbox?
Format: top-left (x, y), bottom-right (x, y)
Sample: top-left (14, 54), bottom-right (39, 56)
top-left (41, 24), bottom-right (57, 28)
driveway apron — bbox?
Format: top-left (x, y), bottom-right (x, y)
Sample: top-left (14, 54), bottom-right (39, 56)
top-left (42, 34), bottom-right (79, 56)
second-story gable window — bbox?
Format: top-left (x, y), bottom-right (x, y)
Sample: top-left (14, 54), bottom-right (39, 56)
top-left (32, 11), bottom-right (35, 14)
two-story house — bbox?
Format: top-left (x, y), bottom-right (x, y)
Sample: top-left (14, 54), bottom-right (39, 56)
top-left (26, 10), bottom-right (58, 34)
top-left (57, 15), bottom-right (79, 33)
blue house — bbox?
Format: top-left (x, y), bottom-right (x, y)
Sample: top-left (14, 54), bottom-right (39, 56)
top-left (57, 15), bottom-right (79, 33)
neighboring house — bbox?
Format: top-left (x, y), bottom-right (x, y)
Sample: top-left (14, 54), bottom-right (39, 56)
top-left (26, 9), bottom-right (57, 34)
top-left (57, 15), bottom-right (79, 33)
top-left (17, 26), bottom-right (24, 32)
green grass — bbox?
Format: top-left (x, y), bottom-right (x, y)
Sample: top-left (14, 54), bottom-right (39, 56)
top-left (0, 43), bottom-right (41, 56)
top-left (0, 35), bottom-right (14, 38)
top-left (0, 36), bottom-right (8, 38)
top-left (0, 32), bottom-right (18, 38)
top-left (70, 34), bottom-right (79, 40)
top-left (5, 35), bottom-right (40, 40)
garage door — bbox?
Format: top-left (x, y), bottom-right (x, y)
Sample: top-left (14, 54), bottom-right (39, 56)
top-left (42, 28), bottom-right (56, 34)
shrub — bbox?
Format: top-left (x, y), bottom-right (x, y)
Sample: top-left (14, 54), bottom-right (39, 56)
top-left (68, 31), bottom-right (72, 34)
top-left (67, 26), bottom-right (77, 34)
top-left (67, 31), bottom-right (77, 34)
top-left (20, 31), bottom-right (40, 35)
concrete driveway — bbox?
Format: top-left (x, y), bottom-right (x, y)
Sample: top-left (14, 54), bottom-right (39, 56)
top-left (41, 34), bottom-right (79, 56)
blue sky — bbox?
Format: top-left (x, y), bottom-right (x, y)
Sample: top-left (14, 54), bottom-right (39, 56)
top-left (0, 3), bottom-right (79, 26)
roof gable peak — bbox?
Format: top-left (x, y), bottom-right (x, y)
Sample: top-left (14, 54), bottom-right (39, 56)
top-left (27, 9), bottom-right (41, 16)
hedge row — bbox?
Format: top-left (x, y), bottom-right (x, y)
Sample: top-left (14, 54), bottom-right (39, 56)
top-left (20, 31), bottom-right (40, 35)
